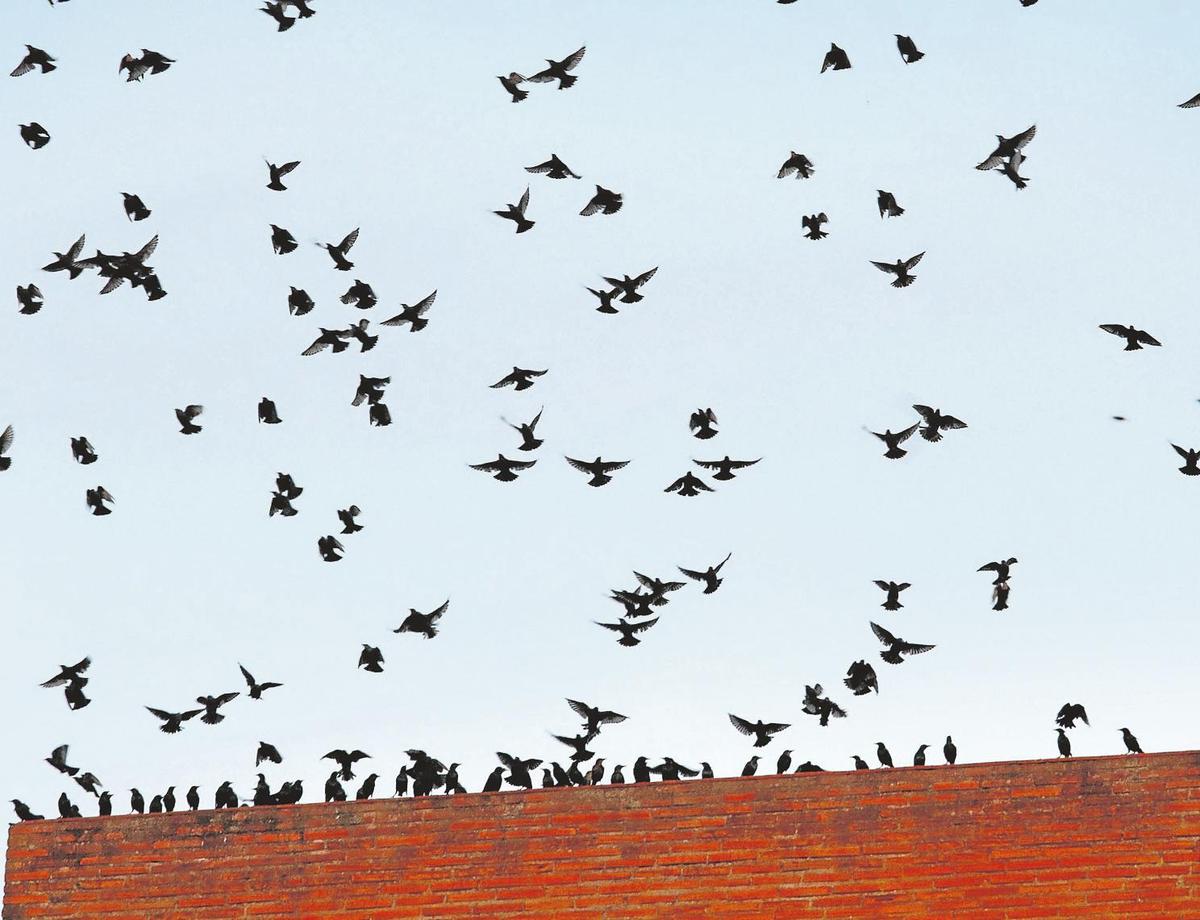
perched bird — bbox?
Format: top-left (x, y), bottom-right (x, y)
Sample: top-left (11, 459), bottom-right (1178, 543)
top-left (470, 454), bottom-right (537, 482)
top-left (497, 72), bottom-right (528, 103)
top-left (340, 279), bottom-right (377, 311)
top-left (776, 750), bottom-right (793, 774)
top-left (526, 154), bottom-right (580, 179)
top-left (148, 795), bottom-right (163, 814)
top-left (611, 765), bottom-right (626, 784)
top-left (1056, 728), bottom-right (1072, 758)
top-left (677, 552), bottom-right (732, 594)
top-left (1178, 92), bottom-right (1200, 109)
top-left (527, 46), bottom-right (586, 90)
top-left (355, 774), bottom-right (378, 800)
top-left (0, 424), bottom-right (11, 470)
top-left (186, 786), bottom-right (199, 811)
top-left (802, 213), bottom-right (828, 240)
top-left (876, 743), bottom-right (894, 768)
top-left (652, 758), bottom-right (699, 781)
top-left (130, 789), bottom-right (145, 813)
top-left (976, 125), bottom-right (1036, 171)
top-left (1174, 444), bottom-right (1200, 476)
top-left (19, 123), bottom-right (51, 149)
top-left (664, 472), bottom-right (714, 497)
top-left (482, 767), bottom-right (504, 793)
top-left (843, 659), bottom-right (879, 696)
top-left (497, 752), bottom-right (543, 790)
top-left (871, 252), bottom-right (926, 288)
top-left (70, 437), bottom-right (98, 464)
top-left (992, 582), bottom-right (1010, 612)
top-left (978, 558), bottom-right (1018, 584)
top-left (265, 159), bottom-right (300, 191)
top-left (85, 486), bottom-right (115, 516)
top-left (895, 34), bottom-right (924, 64)
top-left (287, 287), bottom-right (315, 316)
top-left (197, 692), bottom-right (239, 725)
top-left (1120, 728), bottom-right (1144, 754)
top-left (871, 424), bottom-right (920, 460)
top-left (119, 49), bottom-right (174, 81)
top-left (46, 745), bottom-right (78, 776)
top-left (381, 291), bottom-right (437, 331)
top-left (302, 326), bottom-right (352, 356)
top-left (338, 505), bottom-right (363, 534)
top-left (258, 398), bottom-right (282, 424)
top-left (777, 152), bottom-right (814, 180)
top-left (504, 407), bottom-right (544, 451)
top-left (585, 286), bottom-right (621, 314)
top-left (873, 581), bottom-right (910, 612)
top-left (74, 773), bottom-right (103, 796)
top-left (147, 706), bottom-right (203, 734)
top-left (551, 763), bottom-right (572, 787)
top-left (603, 268), bottom-right (658, 304)
top-left (852, 756), bottom-right (870, 771)
top-left (11, 45), bottom-right (57, 77)
top-left (913, 404), bottom-right (967, 442)
top-left (802, 684), bottom-right (847, 727)
top-left (394, 767), bottom-right (409, 797)
top-left (565, 456), bottom-right (630, 487)
top-left (176, 405), bottom-right (204, 435)
top-left (944, 736), bottom-right (957, 765)
top-left (162, 787), bottom-right (176, 813)
top-left (580, 186), bottom-right (623, 216)
top-left (122, 193), bottom-right (151, 222)
top-left (689, 408), bottom-right (718, 439)
top-left (256, 741), bottom-right (282, 767)
top-left (795, 761), bottom-right (824, 773)
top-left (741, 756), bottom-right (760, 777)
top-left (98, 792), bottom-right (113, 816)
top-left (1055, 703), bottom-right (1089, 730)
top-left (321, 228), bottom-right (359, 271)
top-left (40, 657), bottom-right (90, 691)
top-left (490, 367), bottom-right (547, 391)
top-left (393, 600), bottom-right (449, 639)
top-left (1099, 325), bottom-right (1161, 351)
top-left (552, 731), bottom-right (598, 763)
top-left (214, 782), bottom-right (237, 809)
top-left (323, 749), bottom-right (370, 782)
top-left (595, 616), bottom-right (659, 647)
top-left (694, 456), bottom-right (759, 480)
top-left (729, 714), bottom-right (791, 747)
top-left (446, 765), bottom-right (467, 794)
top-left (17, 284), bottom-right (45, 315)
top-left (913, 744), bottom-right (930, 767)
top-left (317, 535), bottom-right (345, 562)
top-left (42, 234), bottom-right (87, 279)
top-left (58, 793), bottom-right (82, 818)
top-left (632, 758), bottom-right (652, 784)
top-left (820, 43), bottom-right (851, 72)
top-left (871, 622), bottom-right (936, 664)
top-left (495, 187), bottom-right (534, 233)
top-left (324, 772), bottom-right (347, 803)
top-left (358, 644), bottom-right (384, 673)
top-left (876, 190), bottom-right (905, 218)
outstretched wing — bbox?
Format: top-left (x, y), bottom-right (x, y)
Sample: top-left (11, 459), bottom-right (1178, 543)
top-left (67, 235), bottom-right (87, 261)
top-left (871, 260), bottom-right (898, 275)
top-left (940, 415), bottom-right (968, 430)
top-left (1011, 124), bottom-right (1037, 150)
top-left (559, 46), bottom-right (587, 71)
top-left (1134, 329), bottom-right (1161, 347)
top-left (726, 458), bottom-right (761, 469)
top-left (580, 195), bottom-right (604, 216)
top-left (897, 641), bottom-right (936, 656)
top-left (277, 160), bottom-right (300, 176)
top-left (631, 267), bottom-right (658, 289)
top-left (146, 707), bottom-right (173, 722)
top-left (594, 620), bottom-right (624, 632)
top-left (678, 566), bottom-right (706, 581)
top-left (411, 290), bottom-right (437, 315)
top-left (728, 713), bottom-right (756, 736)
top-left (1172, 444), bottom-right (1193, 460)
top-left (215, 692), bottom-right (240, 706)
top-left (629, 617), bottom-right (659, 633)
top-left (912, 405), bottom-right (936, 424)
top-left (597, 460), bottom-right (630, 473)
top-left (903, 251), bottom-right (926, 270)
top-left (490, 373), bottom-right (516, 389)
top-left (566, 699), bottom-right (594, 720)
top-left (1098, 323), bottom-right (1129, 338)
top-left (564, 456), bottom-right (594, 474)
top-left (0, 425), bottom-right (14, 455)
top-left (518, 187), bottom-right (530, 212)
top-left (525, 159), bottom-right (554, 174)
top-left (870, 621), bottom-right (898, 645)
top-left (470, 459), bottom-right (503, 472)
top-left (427, 599), bottom-right (450, 622)
top-left (338, 228), bottom-right (360, 253)
top-left (135, 235), bottom-right (159, 262)
top-left (763, 722), bottom-right (791, 734)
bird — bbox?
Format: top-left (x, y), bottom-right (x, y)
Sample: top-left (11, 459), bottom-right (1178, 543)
top-left (741, 756), bottom-right (760, 777)
top-left (776, 750), bottom-right (793, 774)
top-left (1120, 728), bottom-right (1144, 754)
top-left (913, 744), bottom-right (930, 766)
top-left (664, 472), bottom-right (714, 497)
top-left (527, 46), bottom-right (586, 90)
top-left (689, 408), bottom-right (719, 440)
top-left (69, 437), bottom-right (98, 465)
top-left (323, 750), bottom-right (370, 782)
top-left (470, 454), bottom-right (537, 482)
top-left (317, 535), bottom-right (345, 562)
top-left (58, 793), bottom-right (82, 819)
top-left (42, 234), bottom-right (87, 279)
top-left (186, 786), bottom-right (200, 811)
top-left (1179, 92), bottom-right (1200, 109)
top-left (98, 792), bottom-right (113, 816)
top-left (74, 773), bottom-right (103, 796)
top-left (381, 291), bottom-right (437, 331)
top-left (214, 782), bottom-right (237, 809)
top-left (240, 666), bottom-right (284, 700)
top-left (871, 424), bottom-right (920, 460)
top-left (912, 404), bottom-right (967, 442)
top-left (19, 123), bottom-right (51, 149)
top-left (446, 765), bottom-right (467, 794)
top-left (265, 160), bottom-right (300, 191)
top-left (652, 758), bottom-right (699, 781)
top-left (876, 743), bottom-right (894, 768)
top-left (394, 767), bottom-right (409, 797)
top-left (393, 600), bottom-right (449, 639)
top-left (197, 692), bottom-right (239, 725)
top-left (586, 760), bottom-right (606, 786)
top-left (976, 125), bottom-right (1036, 170)
top-left (595, 616), bottom-right (658, 647)
top-left (871, 253), bottom-right (925, 288)
top-left (526, 154), bottom-right (580, 179)
top-left (355, 775), bottom-right (379, 800)
top-left (321, 228), bottom-right (360, 271)
top-left (162, 787), bottom-right (176, 813)
top-left (565, 456), bottom-right (630, 487)
top-left (820, 43), bottom-right (851, 72)
top-left (256, 741), bottom-right (282, 767)
top-left (358, 644), bottom-right (384, 673)
top-left (324, 772), bottom-right (347, 803)
top-left (632, 758), bottom-right (652, 784)
top-left (610, 588), bottom-right (656, 619)
top-left (603, 268), bottom-right (658, 303)
top-left (585, 286), bottom-right (621, 314)
top-left (11, 45), bottom-right (57, 77)
top-left (997, 148), bottom-right (1030, 190)
top-left (286, 287), bottom-right (315, 317)
top-left (1099, 325), bottom-right (1162, 351)
top-left (261, 2), bottom-right (296, 32)
top-left (571, 188), bottom-right (625, 225)
top-left (992, 582), bottom-right (1010, 612)
top-left (895, 35), bottom-right (924, 63)
top-left (852, 756), bottom-right (870, 771)
top-left (269, 492), bottom-right (297, 517)
top-left (258, 398), bottom-right (283, 425)
top-left (876, 190), bottom-right (905, 219)
top-left (497, 752), bottom-right (543, 790)
top-left (566, 699), bottom-right (628, 737)
top-left (611, 765), bottom-right (626, 784)
top-left (148, 795), bottom-right (163, 814)
top-left (978, 558), bottom-right (1018, 584)
top-left (176, 405), bottom-right (204, 435)
top-left (1056, 728), bottom-right (1072, 758)
top-left (1174, 444), bottom-right (1200, 476)
top-left (632, 572), bottom-right (686, 606)
top-left (497, 72), bottom-right (528, 103)
top-left (490, 367), bottom-right (547, 391)
top-left (777, 152), bottom-right (814, 179)
top-left (495, 187), bottom-right (534, 233)
top-left (795, 762), bottom-right (824, 773)
top-left (85, 486), bottom-right (115, 516)
top-left (130, 789), bottom-right (145, 814)
top-left (340, 279), bottom-right (377, 310)
top-left (347, 317), bottom-right (379, 352)
top-left (482, 767), bottom-right (504, 793)
top-left (693, 456), bottom-right (759, 481)
top-left (944, 736), bottom-right (957, 765)
top-left (677, 552), bottom-right (732, 594)
top-left (40, 657), bottom-right (91, 690)
top-left (0, 424), bottom-right (11, 470)
top-left (351, 375), bottom-right (390, 407)
top-left (270, 225), bottom-right (300, 256)
top-left (122, 193), bottom-right (151, 222)
top-left (46, 745), bottom-right (78, 776)
top-left (802, 213), bottom-right (828, 240)
top-left (843, 659), bottom-right (879, 696)
top-left (64, 683), bottom-right (92, 710)
top-left (338, 505), bottom-right (363, 534)
top-left (504, 407), bottom-right (544, 451)
top-left (873, 580), bottom-right (910, 612)
top-left (17, 284), bottom-right (45, 315)
top-left (802, 685), bottom-right (847, 727)
top-left (729, 714), bottom-right (791, 747)
top-left (147, 706), bottom-right (204, 734)
top-left (369, 403), bottom-right (392, 427)
top-left (1055, 703), bottom-right (1089, 730)
top-left (552, 732), bottom-right (598, 763)
top-left (119, 49), bottom-right (175, 81)
top-left (870, 621), bottom-right (936, 664)
top-left (275, 473), bottom-right (303, 500)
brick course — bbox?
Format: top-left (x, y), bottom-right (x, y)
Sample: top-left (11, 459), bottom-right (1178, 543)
top-left (5, 751), bottom-right (1200, 918)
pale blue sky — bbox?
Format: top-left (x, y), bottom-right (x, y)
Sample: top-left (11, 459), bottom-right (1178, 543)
top-left (3, 0), bottom-right (1200, 839)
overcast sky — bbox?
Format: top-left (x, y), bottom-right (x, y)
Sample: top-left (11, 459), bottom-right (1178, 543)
top-left (3, 0), bottom-right (1200, 844)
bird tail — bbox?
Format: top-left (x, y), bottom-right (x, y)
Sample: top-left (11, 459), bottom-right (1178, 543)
top-left (515, 218), bottom-right (535, 233)
top-left (883, 446), bottom-right (907, 460)
top-left (892, 274), bottom-right (915, 288)
top-left (511, 88), bottom-right (528, 103)
top-left (618, 635), bottom-right (640, 647)
top-left (887, 204), bottom-right (905, 217)
top-left (907, 51), bottom-right (925, 63)
top-left (559, 75), bottom-right (578, 90)
top-left (882, 600), bottom-right (902, 611)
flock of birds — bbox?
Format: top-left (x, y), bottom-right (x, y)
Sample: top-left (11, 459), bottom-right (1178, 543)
top-left (6, 1), bottom-right (1193, 825)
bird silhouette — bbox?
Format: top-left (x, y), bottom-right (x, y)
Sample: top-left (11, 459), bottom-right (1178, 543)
top-left (338, 505), bottom-right (363, 534)
top-left (1179, 92), bottom-right (1200, 109)
top-left (497, 752), bottom-right (543, 790)
top-left (876, 190), bottom-right (905, 218)
top-left (1056, 728), bottom-right (1072, 758)
top-left (976, 125), bottom-right (1036, 171)
top-left (802, 684), bottom-right (847, 727)
top-left (820, 43), bottom-right (851, 72)
top-left (147, 706), bottom-right (204, 734)
top-left (394, 767), bottom-right (409, 797)
top-left (119, 49), bottom-right (174, 81)
top-left (664, 472), bottom-right (714, 497)
top-left (775, 750), bottom-right (793, 774)
top-left (741, 755), bottom-right (760, 777)
top-left (58, 793), bottom-right (82, 818)
top-left (504, 407), bottom-right (544, 451)
top-left (287, 286), bottom-right (315, 316)
top-left (317, 535), bottom-right (345, 562)
top-left (978, 558), bottom-right (1018, 584)
top-left (689, 408), bottom-right (718, 439)
top-left (11, 45), bottom-right (56, 77)
top-left (693, 456), bottom-right (759, 480)
top-left (1120, 728), bottom-right (1144, 754)
top-left (595, 616), bottom-right (658, 647)
top-left (997, 148), bottom-right (1030, 189)
top-left (67, 437), bottom-right (98, 465)
top-left (526, 154), bottom-right (580, 179)
top-left (122, 193), bottom-right (151, 222)
top-left (324, 749), bottom-right (370, 782)
top-left (895, 35), bottom-right (924, 64)
top-left (490, 367), bottom-right (547, 391)
top-left (565, 456), bottom-right (629, 487)
top-left (42, 234), bottom-right (87, 279)
top-left (17, 284), bottom-right (45, 315)
top-left (324, 772), bottom-right (347, 802)
top-left (269, 492), bottom-right (297, 517)
top-left (85, 486), bottom-right (115, 516)
top-left (357, 644), bottom-right (384, 673)
top-left (778, 151), bottom-right (814, 179)
top-left (632, 572), bottom-right (686, 606)
top-left (871, 423), bottom-right (920, 459)
top-left (870, 621), bottom-right (936, 664)
top-left (795, 761), bottom-right (824, 773)
top-left (185, 786), bottom-right (199, 810)
top-left (355, 774), bottom-right (379, 800)
top-left (19, 123), bottom-right (51, 149)
top-left (551, 731), bottom-right (598, 763)
top-left (580, 186), bottom-right (623, 216)
top-left (873, 580), bottom-right (910, 611)
top-left (321, 228), bottom-right (359, 270)
top-left (610, 765), bottom-right (626, 784)
top-left (729, 714), bottom-right (791, 747)
top-left (527, 46), bottom-right (586, 90)
top-left (944, 736), bottom-right (957, 765)
top-left (265, 159), bottom-right (300, 191)
top-left (603, 268), bottom-right (658, 303)
top-left (495, 187), bottom-right (534, 233)
top-left (340, 279), bottom-right (377, 310)
top-left (196, 692), bottom-right (239, 725)
top-left (498, 73), bottom-right (528, 103)
top-left (802, 212), bottom-right (828, 240)
top-left (566, 699), bottom-right (628, 735)
top-left (913, 404), bottom-right (967, 442)
top-left (876, 743), bottom-right (894, 768)
top-left (162, 787), bottom-right (176, 813)
top-left (843, 659), bottom-right (879, 696)
top-left (40, 657), bottom-right (90, 690)
top-left (98, 792), bottom-right (113, 815)
top-left (1099, 325), bottom-right (1161, 351)
top-left (74, 772), bottom-right (103, 797)
top-left (992, 581), bottom-right (1010, 611)
top-left (381, 291), bottom-right (437, 331)
top-left (852, 755), bottom-right (869, 771)
top-left (130, 789), bottom-right (144, 813)
top-left (256, 742), bottom-right (282, 766)
top-left (913, 744), bottom-right (930, 766)
top-left (677, 552), bottom-right (732, 594)
top-left (470, 454), bottom-right (537, 482)
top-left (652, 758), bottom-right (699, 781)
top-left (0, 425), bottom-right (11, 470)
top-left (351, 375), bottom-right (390, 407)
top-left (214, 782), bottom-right (237, 809)
top-left (394, 600), bottom-right (450, 639)
top-left (258, 398), bottom-right (283, 424)
top-left (261, 3), bottom-right (297, 32)
top-left (1173, 444), bottom-right (1200, 476)
top-left (176, 405), bottom-right (204, 434)
top-left (871, 252), bottom-right (925, 288)
top-left (46, 745), bottom-right (78, 776)
top-left (1055, 703), bottom-right (1089, 730)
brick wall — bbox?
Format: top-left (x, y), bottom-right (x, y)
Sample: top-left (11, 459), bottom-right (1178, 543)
top-left (5, 750), bottom-right (1200, 918)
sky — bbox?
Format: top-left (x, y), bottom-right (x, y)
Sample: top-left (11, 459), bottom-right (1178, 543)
top-left (3, 0), bottom-right (1200, 853)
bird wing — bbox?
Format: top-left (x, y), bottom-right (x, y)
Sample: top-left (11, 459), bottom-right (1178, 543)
top-left (728, 714), bottom-right (757, 736)
top-left (337, 228), bottom-right (360, 253)
top-left (70, 657), bottom-right (91, 674)
top-left (977, 561), bottom-right (1002, 572)
top-left (940, 415), bottom-right (968, 430)
top-left (551, 734), bottom-right (580, 748)
top-left (594, 621), bottom-right (625, 632)
top-left (1011, 125), bottom-right (1037, 149)
top-left (1134, 329), bottom-right (1162, 346)
top-left (897, 642), bottom-right (936, 656)
top-left (1172, 444), bottom-right (1193, 460)
top-left (427, 599), bottom-right (450, 621)
top-left (726, 458), bottom-right (761, 469)
top-left (678, 566), bottom-right (706, 581)
top-left (663, 477), bottom-right (685, 493)
top-left (632, 267), bottom-right (658, 289)
top-left (277, 161), bottom-right (300, 176)
top-left (912, 405), bottom-right (936, 423)
top-left (903, 251), bottom-right (926, 270)
top-left (508, 458), bottom-right (537, 470)
top-left (1180, 93), bottom-right (1200, 109)
top-left (67, 235), bottom-right (87, 261)
top-left (1076, 705), bottom-right (1089, 725)
top-left (629, 617), bottom-right (659, 633)
top-left (11, 58), bottom-right (35, 77)
top-left (870, 621), bottom-right (898, 645)
top-left (564, 456), bottom-right (594, 474)
top-left (763, 722), bottom-right (791, 734)
top-left (134, 235), bottom-right (159, 262)
top-left (1098, 324), bottom-right (1129, 337)
top-left (99, 275), bottom-right (127, 295)
top-left (411, 290), bottom-right (437, 315)
top-left (529, 407), bottom-right (543, 429)
top-left (469, 459), bottom-right (504, 472)
top-left (302, 337), bottom-right (331, 356)
top-left (894, 423), bottom-right (920, 443)
top-left (96, 487), bottom-right (114, 502)
top-left (871, 260), bottom-right (899, 275)
top-left (873, 580), bottom-right (892, 591)
top-left (525, 160), bottom-right (554, 174)
top-left (489, 373), bottom-right (517, 388)
top-left (597, 460), bottom-right (630, 473)
top-left (495, 751), bottom-right (521, 769)
top-left (632, 572), bottom-right (657, 590)
top-left (691, 477), bottom-right (715, 492)
top-left (0, 425), bottom-right (13, 455)
top-left (676, 763), bottom-right (700, 777)
top-left (560, 46), bottom-right (587, 71)
top-left (349, 751), bottom-right (371, 762)
top-left (215, 692), bottom-right (240, 706)
top-left (146, 707), bottom-right (174, 721)
top-left (566, 699), bottom-right (594, 720)
top-left (580, 195), bottom-right (604, 216)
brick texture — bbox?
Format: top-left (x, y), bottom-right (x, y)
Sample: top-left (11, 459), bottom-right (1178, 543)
top-left (5, 751), bottom-right (1200, 918)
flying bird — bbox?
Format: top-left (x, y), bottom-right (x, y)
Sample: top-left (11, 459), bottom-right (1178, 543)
top-left (302, 328), bottom-right (351, 356)
top-left (871, 621), bottom-right (937, 664)
top-left (664, 472), bottom-right (714, 497)
top-left (146, 706), bottom-right (203, 734)
top-left (340, 279), bottom-right (377, 310)
top-left (595, 616), bottom-right (658, 647)
top-left (551, 731), bottom-right (598, 763)
top-left (913, 404), bottom-right (967, 442)
top-left (287, 287), bottom-right (314, 316)
top-left (270, 225), bottom-right (298, 254)
top-left (381, 291), bottom-right (437, 331)
top-left (526, 154), bottom-right (580, 179)
top-left (844, 659), bottom-right (879, 696)
top-left (585, 286), bottom-right (621, 314)
top-left (68, 437), bottom-right (97, 465)
top-left (564, 456), bottom-right (629, 487)
top-left (122, 193), bottom-right (151, 222)
top-left (729, 714), bottom-right (790, 747)
top-left (777, 152), bottom-right (814, 179)
top-left (895, 35), bottom-right (924, 63)
top-left (258, 398), bottom-right (282, 424)
top-left (369, 403), bottom-right (392, 427)
top-left (978, 558), bottom-right (1018, 584)
top-left (324, 749), bottom-right (370, 782)
top-left (495, 187), bottom-right (534, 233)
top-left (119, 49), bottom-right (175, 81)
top-left (503, 407), bottom-right (544, 451)
top-left (877, 190), bottom-right (904, 218)
top-left (318, 535), bottom-right (345, 562)
top-left (976, 125), bottom-right (1036, 170)
top-left (693, 456), bottom-right (759, 480)
top-left (19, 123), bottom-right (51, 149)
top-left (261, 2), bottom-right (296, 32)
top-left (871, 252), bottom-right (925, 288)
top-left (266, 159), bottom-right (300, 191)
top-left (338, 505), bottom-right (363, 534)
top-left (470, 454), bottom-right (537, 482)
top-left (566, 699), bottom-right (628, 735)
top-left (992, 582), bottom-right (1010, 611)
top-left (176, 405), bottom-right (204, 434)
top-left (497, 72), bottom-right (527, 103)
top-left (633, 572), bottom-right (687, 606)
top-left (351, 375), bottom-right (390, 407)
top-left (11, 45), bottom-right (57, 77)
top-left (802, 684), bottom-right (846, 727)
top-left (873, 580), bottom-right (910, 611)
top-left (580, 186), bottom-right (623, 216)
top-left (85, 486), bottom-right (114, 516)
top-left (603, 268), bottom-right (658, 303)
top-left (1055, 703), bottom-right (1089, 730)
top-left (689, 408), bottom-right (718, 440)
top-left (42, 234), bottom-right (87, 279)
top-left (997, 147), bottom-right (1030, 189)
top-left (74, 772), bottom-right (103, 796)
top-left (652, 758), bottom-right (699, 781)
top-left (46, 745), bottom-right (78, 776)
top-left (527, 46), bottom-right (586, 90)
top-left (393, 600), bottom-right (449, 639)
top-left (802, 213), bottom-right (828, 240)
top-left (17, 284), bottom-right (44, 315)
top-left (321, 228), bottom-right (359, 271)
top-left (1098, 325), bottom-right (1161, 351)
top-left (240, 664), bottom-right (282, 700)
top-left (678, 552), bottom-right (732, 594)
top-left (490, 367), bottom-right (547, 391)
top-left (197, 693), bottom-right (239, 725)
top-left (357, 645), bottom-right (384, 673)
top-left (269, 491), bottom-right (297, 517)
top-left (1179, 92), bottom-right (1200, 109)
top-left (820, 43), bottom-right (851, 72)
top-left (40, 657), bottom-right (90, 690)
top-left (871, 423), bottom-right (920, 460)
